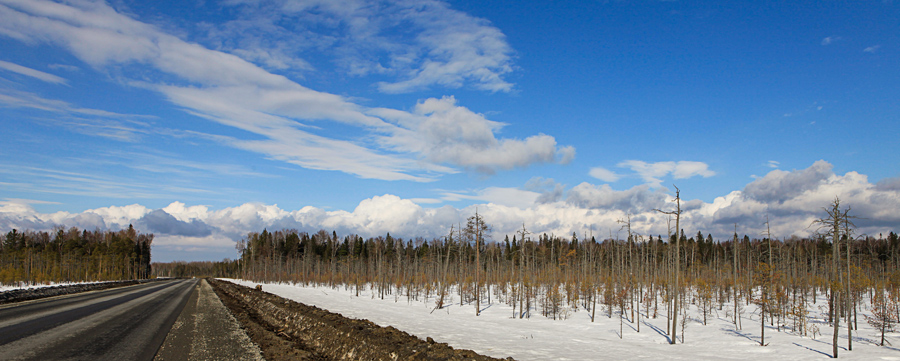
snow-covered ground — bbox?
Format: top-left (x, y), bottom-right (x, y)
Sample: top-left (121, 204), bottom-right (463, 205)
top-left (0, 280), bottom-right (107, 292)
top-left (225, 279), bottom-right (900, 360)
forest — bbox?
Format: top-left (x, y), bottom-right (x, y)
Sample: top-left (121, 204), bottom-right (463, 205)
top-left (151, 259), bottom-right (240, 278)
top-left (233, 198), bottom-right (900, 355)
top-left (2, 197), bottom-right (899, 356)
top-left (0, 225), bottom-right (153, 285)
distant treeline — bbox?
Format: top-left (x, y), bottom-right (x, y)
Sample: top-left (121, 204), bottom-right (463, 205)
top-left (151, 260), bottom-right (239, 278)
top-left (234, 228), bottom-right (900, 287)
top-left (0, 226), bottom-right (152, 286)
top-left (231, 210), bottom-right (900, 350)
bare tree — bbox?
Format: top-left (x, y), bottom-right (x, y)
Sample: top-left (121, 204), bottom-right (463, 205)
top-left (433, 226), bottom-right (455, 313)
top-left (465, 210), bottom-right (490, 316)
top-left (865, 283), bottom-right (897, 346)
top-left (733, 224), bottom-right (742, 330)
top-left (811, 197), bottom-right (852, 358)
top-left (655, 185), bottom-right (682, 345)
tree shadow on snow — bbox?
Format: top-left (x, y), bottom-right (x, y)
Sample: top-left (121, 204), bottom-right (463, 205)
top-left (723, 328), bottom-right (758, 344)
top-left (792, 342), bottom-right (832, 358)
top-left (623, 320), bottom-right (638, 332)
top-left (479, 303), bottom-right (493, 314)
top-left (805, 336), bottom-right (848, 352)
top-left (643, 320), bottom-right (672, 344)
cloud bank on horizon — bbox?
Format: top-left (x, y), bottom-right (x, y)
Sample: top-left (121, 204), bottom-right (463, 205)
top-left (1, 1), bottom-right (898, 262)
top-left (3, 161), bottom-right (899, 262)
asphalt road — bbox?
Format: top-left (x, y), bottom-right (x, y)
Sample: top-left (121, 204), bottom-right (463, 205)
top-left (0, 278), bottom-right (198, 361)
top-left (154, 279), bottom-right (263, 361)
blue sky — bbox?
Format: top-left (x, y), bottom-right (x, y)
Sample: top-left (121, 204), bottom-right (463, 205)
top-left (1, 0), bottom-right (898, 262)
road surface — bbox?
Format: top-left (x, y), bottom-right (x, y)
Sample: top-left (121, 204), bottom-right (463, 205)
top-left (154, 279), bottom-right (263, 360)
top-left (0, 278), bottom-right (198, 360)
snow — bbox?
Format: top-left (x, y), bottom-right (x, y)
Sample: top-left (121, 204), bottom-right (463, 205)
top-left (224, 279), bottom-right (900, 360)
top-left (0, 279), bottom-right (171, 292)
top-left (0, 280), bottom-right (107, 292)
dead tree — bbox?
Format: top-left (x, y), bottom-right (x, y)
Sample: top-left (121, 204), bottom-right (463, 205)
top-left (655, 185), bottom-right (682, 345)
top-left (733, 224), bottom-right (742, 330)
top-left (811, 197), bottom-right (851, 358)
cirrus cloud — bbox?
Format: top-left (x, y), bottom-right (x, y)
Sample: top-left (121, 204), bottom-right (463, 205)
top-left (210, 0), bottom-right (516, 93)
top-left (0, 0), bottom-right (567, 181)
top-left (0, 60), bottom-right (67, 84)
top-left (588, 160), bottom-right (715, 186)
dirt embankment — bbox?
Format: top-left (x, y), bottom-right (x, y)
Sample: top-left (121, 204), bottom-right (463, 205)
top-left (0, 279), bottom-right (162, 305)
top-left (208, 279), bottom-right (513, 361)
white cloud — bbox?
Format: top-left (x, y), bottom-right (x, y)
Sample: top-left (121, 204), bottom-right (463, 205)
top-left (0, 0), bottom-right (564, 181)
top-left (709, 164), bottom-right (900, 237)
top-left (410, 198), bottom-right (443, 204)
top-left (124, 152), bottom-right (271, 178)
top-left (2, 161), bottom-right (899, 260)
top-left (566, 183), bottom-right (668, 213)
top-left (373, 0), bottom-right (515, 93)
top-left (2, 198), bottom-right (60, 206)
top-left (0, 60), bottom-right (67, 84)
top-left (558, 147), bottom-right (576, 164)
top-left (0, 89), bottom-right (146, 118)
top-left (212, 0), bottom-right (515, 93)
top-left (47, 63), bottom-right (79, 72)
top-left (767, 160), bottom-right (780, 168)
top-left (524, 177), bottom-right (565, 204)
top-left (820, 36), bottom-right (840, 45)
top-left (875, 177), bottom-right (900, 192)
top-left (440, 187), bottom-right (540, 209)
top-left (670, 161), bottom-right (715, 179)
top-left (138, 209), bottom-right (212, 237)
top-left (617, 160), bottom-right (715, 186)
top-left (153, 234), bottom-right (235, 248)
top-left (588, 167), bottom-right (621, 183)
top-left (162, 202), bottom-right (210, 222)
top-left (743, 160), bottom-right (832, 203)
top-left (374, 96), bottom-right (574, 174)
top-left (0, 165), bottom-right (176, 199)
top-left (864, 45), bottom-right (881, 53)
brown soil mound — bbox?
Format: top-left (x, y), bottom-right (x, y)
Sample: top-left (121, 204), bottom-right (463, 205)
top-left (208, 279), bottom-right (514, 361)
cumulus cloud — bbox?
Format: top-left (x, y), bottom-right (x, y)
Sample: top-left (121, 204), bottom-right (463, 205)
top-left (708, 163), bottom-right (900, 237)
top-left (374, 96), bottom-right (573, 174)
top-left (566, 183), bottom-right (668, 213)
top-left (0, 0), bottom-right (563, 180)
top-left (3, 161), bottom-right (897, 261)
top-left (743, 160), bottom-right (833, 203)
top-left (524, 177), bottom-right (565, 204)
top-left (137, 209), bottom-right (212, 238)
top-left (875, 177), bottom-right (900, 192)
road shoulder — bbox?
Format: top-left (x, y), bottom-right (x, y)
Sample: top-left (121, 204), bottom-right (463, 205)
top-left (155, 279), bottom-right (263, 361)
